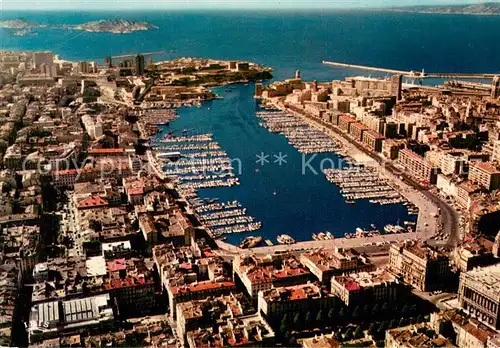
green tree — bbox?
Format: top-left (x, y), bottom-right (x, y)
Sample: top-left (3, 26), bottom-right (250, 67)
top-left (294, 313), bottom-right (302, 329)
top-left (389, 319), bottom-right (398, 329)
top-left (381, 302), bottom-right (389, 314)
top-left (401, 304), bottom-right (409, 315)
top-left (363, 304), bottom-right (371, 316)
top-left (354, 326), bottom-right (364, 339)
top-left (338, 307), bottom-right (346, 320)
top-left (352, 305), bottom-right (361, 319)
top-left (284, 331), bottom-right (291, 342)
top-left (343, 327), bottom-right (353, 341)
top-left (335, 331), bottom-right (343, 342)
top-left (398, 317), bottom-right (407, 328)
top-left (378, 321), bottom-right (388, 333)
top-left (305, 311), bottom-right (313, 328)
top-left (410, 304), bottom-right (417, 314)
top-left (316, 309), bottom-right (324, 323)
top-left (280, 322), bottom-right (288, 335)
top-left (282, 313), bottom-right (290, 327)
top-left (288, 335), bottom-right (296, 346)
top-left (328, 308), bottom-right (336, 322)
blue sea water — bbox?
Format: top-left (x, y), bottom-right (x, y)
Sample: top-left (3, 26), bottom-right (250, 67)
top-left (2, 10), bottom-right (499, 243)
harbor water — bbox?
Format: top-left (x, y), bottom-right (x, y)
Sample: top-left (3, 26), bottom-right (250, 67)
top-left (159, 85), bottom-right (413, 244)
top-left (4, 10), bottom-right (499, 244)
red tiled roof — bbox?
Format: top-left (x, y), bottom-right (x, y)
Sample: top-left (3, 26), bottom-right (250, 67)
top-left (351, 122), bottom-right (367, 130)
top-left (76, 195), bottom-right (109, 209)
top-left (128, 187), bottom-right (144, 196)
top-left (339, 115), bottom-right (355, 122)
top-left (88, 148), bottom-right (125, 154)
top-left (471, 161), bottom-right (500, 175)
top-left (344, 280), bottom-right (361, 292)
top-left (364, 130), bottom-right (385, 139)
top-left (107, 258), bottom-right (126, 272)
top-left (52, 168), bottom-right (79, 175)
top-left (170, 281), bottom-right (234, 296)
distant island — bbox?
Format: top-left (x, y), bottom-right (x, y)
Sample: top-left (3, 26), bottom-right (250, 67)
top-left (390, 2), bottom-right (500, 16)
top-left (0, 18), bottom-right (158, 35)
top-left (71, 19), bottom-right (158, 33)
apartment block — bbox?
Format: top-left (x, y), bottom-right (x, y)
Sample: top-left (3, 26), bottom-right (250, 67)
top-left (389, 242), bottom-right (453, 292)
top-left (468, 161), bottom-right (500, 191)
top-left (398, 149), bottom-right (439, 184)
top-left (330, 269), bottom-right (409, 307)
top-left (362, 130), bottom-right (385, 153)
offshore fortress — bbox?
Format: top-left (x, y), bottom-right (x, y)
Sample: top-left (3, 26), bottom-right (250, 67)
top-left (1, 48), bottom-right (500, 348)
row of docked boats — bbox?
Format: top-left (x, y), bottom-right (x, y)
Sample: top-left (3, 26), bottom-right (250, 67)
top-left (255, 110), bottom-right (341, 154)
top-left (154, 129), bottom-right (262, 238)
top-left (312, 231), bottom-right (335, 240)
top-left (324, 167), bottom-right (408, 206)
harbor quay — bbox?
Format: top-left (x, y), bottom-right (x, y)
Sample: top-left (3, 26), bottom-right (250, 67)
top-left (267, 99), bottom-right (445, 239)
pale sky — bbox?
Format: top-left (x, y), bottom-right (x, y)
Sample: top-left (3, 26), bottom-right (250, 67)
top-left (0, 0), bottom-right (497, 10)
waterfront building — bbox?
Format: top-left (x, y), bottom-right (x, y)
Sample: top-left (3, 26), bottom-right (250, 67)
top-left (299, 248), bottom-right (373, 284)
top-left (32, 51), bottom-right (54, 69)
top-left (458, 264), bottom-right (500, 329)
top-left (362, 130), bottom-right (385, 152)
top-left (426, 150), bottom-right (468, 176)
top-left (455, 180), bottom-right (481, 210)
top-left (385, 322), bottom-right (453, 348)
top-left (257, 283), bottom-right (337, 323)
top-left (468, 161), bottom-right (500, 191)
top-left (338, 114), bottom-right (355, 133)
top-left (436, 174), bottom-right (458, 198)
top-left (135, 54), bottom-right (145, 76)
top-left (389, 242), bottom-right (453, 292)
top-left (492, 76), bottom-right (500, 99)
top-left (349, 122), bottom-right (367, 141)
top-left (234, 254), bottom-right (311, 299)
top-left (77, 61), bottom-right (91, 74)
top-left (330, 269), bottom-right (409, 307)
top-left (391, 74), bottom-right (403, 100)
top-left (398, 149), bottom-right (439, 184)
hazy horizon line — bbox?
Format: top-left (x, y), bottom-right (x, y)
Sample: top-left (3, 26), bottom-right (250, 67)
top-left (2, 1), bottom-right (499, 12)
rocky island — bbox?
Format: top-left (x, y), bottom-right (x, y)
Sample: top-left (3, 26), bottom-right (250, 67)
top-left (0, 19), bottom-right (42, 29)
top-left (390, 3), bottom-right (500, 16)
top-left (71, 19), bottom-right (158, 33)
top-left (0, 18), bottom-right (158, 35)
